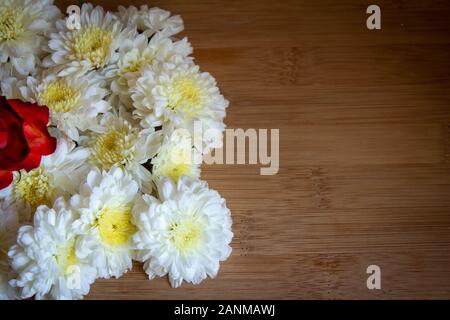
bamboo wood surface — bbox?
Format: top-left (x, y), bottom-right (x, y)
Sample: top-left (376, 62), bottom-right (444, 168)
top-left (55, 0), bottom-right (450, 299)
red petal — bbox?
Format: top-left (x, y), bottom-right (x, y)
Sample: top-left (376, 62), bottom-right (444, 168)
top-left (22, 122), bottom-right (57, 156)
top-left (0, 170), bottom-right (13, 190)
top-left (0, 123), bottom-right (30, 170)
top-left (0, 97), bottom-right (55, 173)
top-left (0, 100), bottom-right (21, 125)
top-left (8, 99), bottom-right (49, 124)
top-left (0, 131), bottom-right (8, 149)
top-left (12, 153), bottom-right (43, 172)
top-left (0, 97), bottom-right (32, 170)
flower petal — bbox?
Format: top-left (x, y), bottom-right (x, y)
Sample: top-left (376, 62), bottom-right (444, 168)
top-left (0, 170), bottom-right (13, 190)
top-left (0, 114), bottom-right (29, 170)
top-left (7, 99), bottom-right (50, 125)
top-left (22, 121), bottom-right (57, 156)
top-left (0, 131), bottom-right (8, 149)
top-left (13, 153), bottom-right (43, 172)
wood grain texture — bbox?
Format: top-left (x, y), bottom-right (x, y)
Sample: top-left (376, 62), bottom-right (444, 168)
top-left (54, 0), bottom-right (450, 299)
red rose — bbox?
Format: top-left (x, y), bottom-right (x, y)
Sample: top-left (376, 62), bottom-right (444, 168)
top-left (0, 96), bottom-right (57, 190)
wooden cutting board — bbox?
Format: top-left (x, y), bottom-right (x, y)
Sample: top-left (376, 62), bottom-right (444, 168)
top-left (54, 0), bottom-right (450, 299)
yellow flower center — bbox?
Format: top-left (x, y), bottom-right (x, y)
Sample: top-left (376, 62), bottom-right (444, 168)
top-left (168, 77), bottom-right (205, 117)
top-left (153, 132), bottom-right (197, 182)
top-left (0, 7), bottom-right (25, 41)
top-left (14, 168), bottom-right (52, 212)
top-left (154, 148), bottom-right (194, 182)
top-left (73, 26), bottom-right (113, 68)
top-left (96, 206), bottom-right (136, 247)
top-left (123, 58), bottom-right (144, 74)
top-left (161, 163), bottom-right (193, 182)
top-left (118, 51), bottom-right (155, 89)
top-left (55, 244), bottom-right (78, 274)
top-left (169, 219), bottom-right (203, 251)
top-left (38, 80), bottom-right (79, 113)
top-left (122, 49), bottom-right (154, 75)
top-left (90, 126), bottom-right (135, 170)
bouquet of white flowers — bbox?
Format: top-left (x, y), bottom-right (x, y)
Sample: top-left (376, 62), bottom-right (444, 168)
top-left (0, 1), bottom-right (232, 300)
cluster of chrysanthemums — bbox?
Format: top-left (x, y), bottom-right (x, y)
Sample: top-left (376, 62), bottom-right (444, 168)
top-left (0, 1), bottom-right (232, 300)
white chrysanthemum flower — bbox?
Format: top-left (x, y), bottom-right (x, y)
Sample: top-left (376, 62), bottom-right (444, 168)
top-left (117, 5), bottom-right (183, 38)
top-left (43, 3), bottom-right (134, 78)
top-left (111, 33), bottom-right (192, 108)
top-left (8, 198), bottom-right (97, 300)
top-left (20, 74), bottom-right (110, 141)
top-left (133, 177), bottom-right (233, 288)
top-left (83, 113), bottom-right (161, 193)
top-left (71, 167), bottom-right (139, 279)
top-left (0, 135), bottom-right (90, 221)
top-left (0, 0), bottom-right (60, 79)
top-left (138, 6), bottom-right (183, 38)
top-left (0, 76), bottom-right (25, 99)
top-left (132, 61), bottom-right (228, 151)
top-left (116, 5), bottom-right (140, 28)
top-left (0, 203), bottom-right (20, 300)
top-left (152, 129), bottom-right (201, 183)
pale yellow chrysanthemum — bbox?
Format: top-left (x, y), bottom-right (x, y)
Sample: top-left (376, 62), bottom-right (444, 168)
top-left (133, 177), bottom-right (233, 288)
top-left (8, 198), bottom-right (97, 300)
top-left (111, 33), bottom-right (192, 108)
top-left (71, 167), bottom-right (139, 279)
top-left (117, 5), bottom-right (183, 38)
top-left (0, 135), bottom-right (90, 221)
top-left (43, 3), bottom-right (134, 78)
top-left (132, 61), bottom-right (228, 151)
top-left (152, 129), bottom-right (201, 183)
top-left (85, 113), bottom-right (161, 193)
top-left (20, 74), bottom-right (109, 141)
top-left (0, 0), bottom-right (60, 79)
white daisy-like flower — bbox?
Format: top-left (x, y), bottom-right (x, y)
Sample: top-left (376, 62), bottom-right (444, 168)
top-left (0, 135), bottom-right (90, 221)
top-left (83, 112), bottom-right (161, 193)
top-left (138, 6), bottom-right (184, 38)
top-left (152, 129), bottom-right (201, 183)
top-left (133, 177), bottom-right (233, 288)
top-left (132, 61), bottom-right (228, 151)
top-left (111, 33), bottom-right (192, 108)
top-left (116, 5), bottom-right (140, 28)
top-left (117, 5), bottom-right (183, 38)
top-left (0, 202), bottom-right (20, 300)
top-left (71, 167), bottom-right (139, 279)
top-left (0, 76), bottom-right (25, 99)
top-left (43, 3), bottom-right (134, 78)
top-left (19, 73), bottom-right (110, 141)
top-left (8, 197), bottom-right (97, 300)
top-left (0, 0), bottom-right (60, 79)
